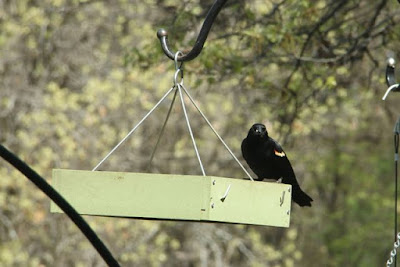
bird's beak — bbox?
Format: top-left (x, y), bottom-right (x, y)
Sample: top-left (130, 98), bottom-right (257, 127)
top-left (254, 130), bottom-right (264, 137)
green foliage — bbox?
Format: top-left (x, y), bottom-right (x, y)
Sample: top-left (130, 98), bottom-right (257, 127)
top-left (0, 0), bottom-right (399, 266)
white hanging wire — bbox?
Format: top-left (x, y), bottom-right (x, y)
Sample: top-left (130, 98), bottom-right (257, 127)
top-left (93, 50), bottom-right (253, 180)
top-left (177, 81), bottom-right (206, 176)
top-left (92, 86), bottom-right (175, 171)
top-left (180, 84), bottom-right (254, 181)
top-left (171, 51), bottom-right (205, 176)
top-left (147, 88), bottom-right (179, 171)
top-left (382, 84), bottom-right (399, 100)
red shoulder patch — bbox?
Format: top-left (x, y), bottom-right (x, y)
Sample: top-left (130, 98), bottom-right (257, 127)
top-left (274, 149), bottom-right (286, 157)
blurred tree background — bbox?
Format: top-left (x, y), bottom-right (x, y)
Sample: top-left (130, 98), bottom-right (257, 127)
top-left (0, 0), bottom-right (400, 266)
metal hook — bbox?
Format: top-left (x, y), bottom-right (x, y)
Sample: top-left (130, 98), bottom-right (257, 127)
top-left (383, 57), bottom-right (400, 100)
top-left (386, 58), bottom-right (398, 87)
top-left (157, 0), bottom-right (228, 62)
top-left (385, 57), bottom-right (400, 90)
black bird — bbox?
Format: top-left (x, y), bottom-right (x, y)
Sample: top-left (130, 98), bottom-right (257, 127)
top-left (241, 123), bottom-right (313, 207)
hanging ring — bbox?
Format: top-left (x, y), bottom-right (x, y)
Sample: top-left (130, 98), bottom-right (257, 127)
top-left (174, 51), bottom-right (184, 71)
top-left (174, 51), bottom-right (184, 85)
top-left (174, 69), bottom-right (184, 86)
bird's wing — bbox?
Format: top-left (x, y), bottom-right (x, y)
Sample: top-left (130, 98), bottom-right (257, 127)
top-left (271, 139), bottom-right (286, 157)
top-left (270, 139), bottom-right (299, 184)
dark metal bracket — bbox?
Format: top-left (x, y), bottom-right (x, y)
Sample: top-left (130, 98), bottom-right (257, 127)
top-left (157, 0), bottom-right (228, 62)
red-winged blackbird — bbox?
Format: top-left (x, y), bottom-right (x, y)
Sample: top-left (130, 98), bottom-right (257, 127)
top-left (241, 123), bottom-right (313, 207)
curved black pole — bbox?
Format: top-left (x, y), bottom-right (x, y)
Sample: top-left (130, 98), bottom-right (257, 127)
top-left (386, 57), bottom-right (400, 91)
top-left (157, 0), bottom-right (228, 62)
top-left (0, 144), bottom-right (120, 267)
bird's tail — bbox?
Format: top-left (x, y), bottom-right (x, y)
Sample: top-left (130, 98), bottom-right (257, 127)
top-left (292, 186), bottom-right (313, 207)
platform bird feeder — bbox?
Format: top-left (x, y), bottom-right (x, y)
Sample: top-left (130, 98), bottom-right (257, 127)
top-left (50, 0), bottom-right (292, 228)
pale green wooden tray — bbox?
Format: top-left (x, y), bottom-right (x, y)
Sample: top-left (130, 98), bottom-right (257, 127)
top-left (51, 169), bottom-right (291, 227)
